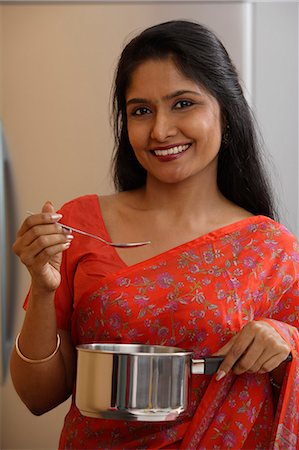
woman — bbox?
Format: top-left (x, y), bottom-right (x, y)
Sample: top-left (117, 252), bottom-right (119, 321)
top-left (11, 20), bottom-right (299, 449)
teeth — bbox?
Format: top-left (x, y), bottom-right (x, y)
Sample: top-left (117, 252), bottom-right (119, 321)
top-left (154, 144), bottom-right (189, 156)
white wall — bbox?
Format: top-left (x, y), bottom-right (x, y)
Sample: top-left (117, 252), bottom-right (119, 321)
top-left (253, 2), bottom-right (298, 236)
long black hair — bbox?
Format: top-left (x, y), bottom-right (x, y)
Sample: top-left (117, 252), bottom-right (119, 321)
top-left (112, 20), bottom-right (277, 220)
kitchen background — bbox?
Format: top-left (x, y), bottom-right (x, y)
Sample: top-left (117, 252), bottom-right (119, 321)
top-left (0, 1), bottom-right (298, 449)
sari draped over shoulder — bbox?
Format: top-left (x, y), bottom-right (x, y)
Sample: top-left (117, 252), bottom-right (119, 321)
top-left (51, 196), bottom-right (299, 450)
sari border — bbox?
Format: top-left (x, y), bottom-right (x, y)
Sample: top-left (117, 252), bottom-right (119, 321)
top-left (89, 213), bottom-right (276, 285)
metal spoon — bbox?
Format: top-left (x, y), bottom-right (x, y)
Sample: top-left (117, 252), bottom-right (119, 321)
top-left (27, 211), bottom-right (151, 248)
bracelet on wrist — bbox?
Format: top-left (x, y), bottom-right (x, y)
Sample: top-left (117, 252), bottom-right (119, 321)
top-left (15, 332), bottom-right (61, 364)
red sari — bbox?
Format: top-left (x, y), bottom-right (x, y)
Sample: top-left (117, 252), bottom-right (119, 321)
top-left (44, 195), bottom-right (299, 449)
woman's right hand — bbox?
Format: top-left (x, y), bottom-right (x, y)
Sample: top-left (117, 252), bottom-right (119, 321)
top-left (12, 201), bottom-right (73, 293)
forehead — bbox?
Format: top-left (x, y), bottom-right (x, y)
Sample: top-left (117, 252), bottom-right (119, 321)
top-left (125, 58), bottom-right (221, 113)
top-left (126, 57), bottom-right (201, 95)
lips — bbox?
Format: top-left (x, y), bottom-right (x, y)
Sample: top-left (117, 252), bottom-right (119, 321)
top-left (151, 144), bottom-right (190, 157)
top-left (151, 144), bottom-right (191, 162)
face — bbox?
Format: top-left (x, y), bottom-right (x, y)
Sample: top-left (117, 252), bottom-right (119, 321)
top-left (125, 57), bottom-right (223, 186)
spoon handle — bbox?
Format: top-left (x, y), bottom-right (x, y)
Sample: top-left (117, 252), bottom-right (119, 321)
top-left (26, 211), bottom-right (151, 248)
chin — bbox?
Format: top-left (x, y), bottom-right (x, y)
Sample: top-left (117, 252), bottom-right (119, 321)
top-left (151, 174), bottom-right (192, 185)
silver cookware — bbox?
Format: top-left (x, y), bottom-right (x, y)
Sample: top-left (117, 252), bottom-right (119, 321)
top-left (75, 343), bottom-right (292, 422)
top-left (75, 343), bottom-right (225, 422)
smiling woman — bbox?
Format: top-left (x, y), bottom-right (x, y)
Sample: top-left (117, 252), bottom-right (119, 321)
top-left (10, 19), bottom-right (299, 450)
top-left (125, 57), bottom-right (222, 185)
top-left (112, 22), bottom-right (277, 224)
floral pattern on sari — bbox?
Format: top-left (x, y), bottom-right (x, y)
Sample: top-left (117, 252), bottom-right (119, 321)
top-left (57, 210), bottom-right (299, 449)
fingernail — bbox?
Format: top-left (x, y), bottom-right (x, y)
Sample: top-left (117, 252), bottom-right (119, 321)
top-left (63, 242), bottom-right (71, 249)
top-left (66, 235), bottom-right (74, 241)
top-left (62, 227), bottom-right (72, 234)
top-left (51, 213), bottom-right (62, 221)
top-left (46, 200), bottom-right (54, 206)
top-left (216, 370), bottom-right (226, 381)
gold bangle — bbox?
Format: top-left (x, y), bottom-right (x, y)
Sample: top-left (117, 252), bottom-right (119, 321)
top-left (15, 333), bottom-right (61, 364)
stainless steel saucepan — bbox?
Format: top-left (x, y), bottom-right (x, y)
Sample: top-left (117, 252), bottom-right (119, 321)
top-left (75, 343), bottom-right (292, 422)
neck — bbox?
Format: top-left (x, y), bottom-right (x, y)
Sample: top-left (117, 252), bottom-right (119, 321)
top-left (139, 173), bottom-right (228, 221)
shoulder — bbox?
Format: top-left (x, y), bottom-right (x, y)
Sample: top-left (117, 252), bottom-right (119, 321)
top-left (244, 218), bottom-right (299, 292)
top-left (57, 192), bottom-right (138, 232)
top-left (99, 190), bottom-right (142, 217)
top-left (256, 216), bottom-right (298, 243)
top-left (58, 194), bottom-right (99, 213)
top-left (57, 194), bottom-right (103, 230)
top-left (253, 216), bottom-right (299, 262)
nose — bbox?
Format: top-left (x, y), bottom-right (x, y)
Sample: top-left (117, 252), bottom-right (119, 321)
top-left (150, 112), bottom-right (177, 142)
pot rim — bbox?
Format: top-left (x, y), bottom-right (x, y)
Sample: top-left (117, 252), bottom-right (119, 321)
top-left (76, 343), bottom-right (192, 357)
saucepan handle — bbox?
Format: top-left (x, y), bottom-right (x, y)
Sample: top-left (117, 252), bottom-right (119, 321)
top-left (191, 356), bottom-right (224, 375)
top-left (191, 353), bottom-right (293, 376)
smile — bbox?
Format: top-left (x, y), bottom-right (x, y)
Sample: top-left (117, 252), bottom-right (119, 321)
top-left (152, 144), bottom-right (190, 156)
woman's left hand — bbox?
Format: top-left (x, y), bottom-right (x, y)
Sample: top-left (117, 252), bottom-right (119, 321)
top-left (213, 320), bottom-right (291, 380)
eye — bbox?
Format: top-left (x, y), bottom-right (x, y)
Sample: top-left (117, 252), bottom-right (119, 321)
top-left (174, 99), bottom-right (194, 109)
top-left (131, 106), bottom-right (152, 116)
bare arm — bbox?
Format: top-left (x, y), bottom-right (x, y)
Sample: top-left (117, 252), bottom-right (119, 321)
top-left (10, 202), bottom-right (76, 415)
top-left (10, 289), bottom-right (76, 415)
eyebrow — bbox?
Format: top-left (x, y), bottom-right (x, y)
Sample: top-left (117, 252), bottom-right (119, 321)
top-left (126, 89), bottom-right (202, 106)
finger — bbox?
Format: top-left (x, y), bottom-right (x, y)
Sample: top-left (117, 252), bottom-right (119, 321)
top-left (237, 322), bottom-right (291, 373)
top-left (256, 350), bottom-right (291, 373)
top-left (31, 233), bottom-right (73, 255)
top-left (17, 211), bottom-right (62, 238)
top-left (42, 200), bottom-right (55, 214)
top-left (32, 241), bottom-right (72, 267)
top-left (216, 320), bottom-right (291, 379)
top-left (17, 200), bottom-right (60, 238)
top-left (215, 329), bottom-right (255, 380)
top-left (212, 335), bottom-right (237, 356)
top-left (13, 223), bottom-right (69, 257)
top-left (20, 223), bottom-right (66, 247)
top-left (231, 341), bottom-right (264, 374)
top-left (248, 352), bottom-right (276, 374)
top-left (238, 342), bottom-right (290, 374)
top-left (18, 233), bottom-right (73, 267)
